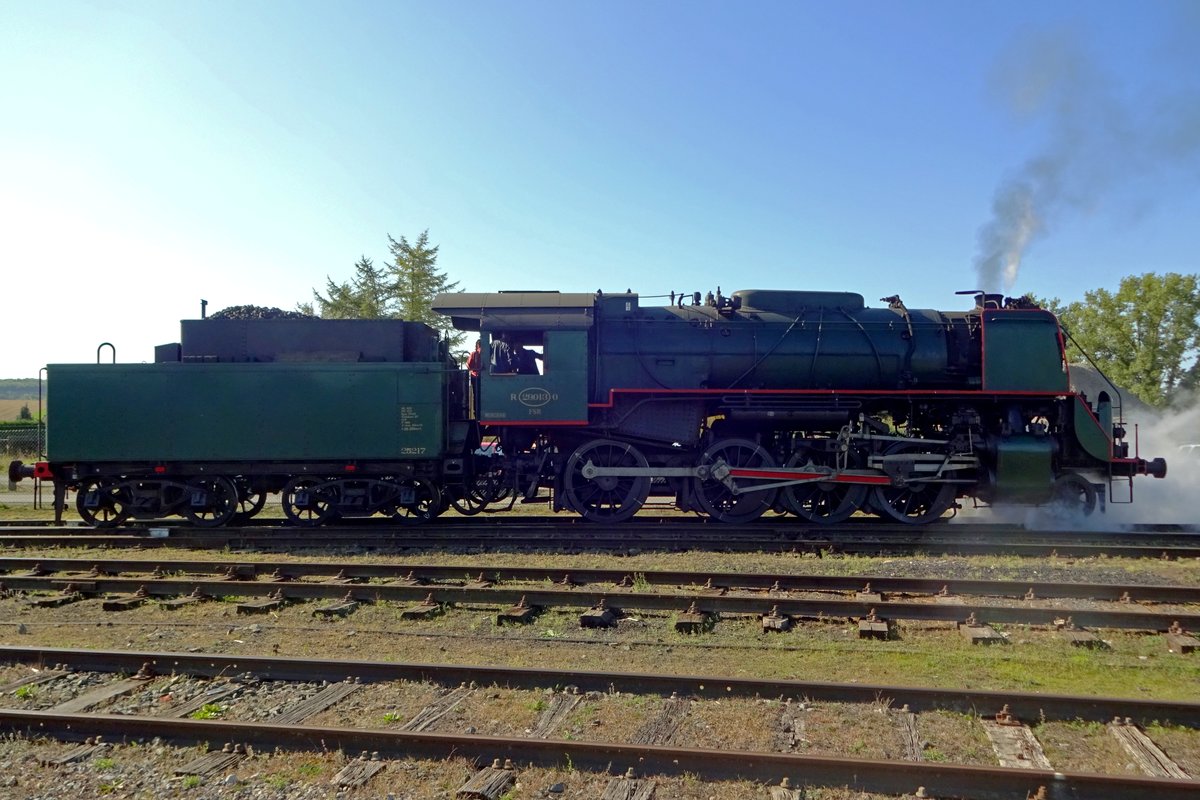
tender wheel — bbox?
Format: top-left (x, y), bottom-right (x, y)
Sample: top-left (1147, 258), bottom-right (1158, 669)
top-left (182, 476), bottom-right (239, 528)
top-left (76, 477), bottom-right (131, 528)
top-left (282, 477), bottom-right (336, 527)
top-left (780, 451), bottom-right (867, 524)
top-left (563, 439), bottom-right (651, 523)
top-left (391, 478), bottom-right (441, 524)
top-left (232, 479), bottom-right (267, 523)
top-left (693, 438), bottom-right (778, 524)
top-left (869, 443), bottom-right (956, 525)
top-left (449, 486), bottom-right (486, 516)
top-left (1047, 473), bottom-right (1098, 516)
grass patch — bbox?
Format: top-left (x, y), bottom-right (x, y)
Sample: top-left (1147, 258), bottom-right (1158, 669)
top-left (189, 703), bottom-right (224, 720)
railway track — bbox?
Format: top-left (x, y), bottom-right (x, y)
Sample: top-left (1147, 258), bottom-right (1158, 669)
top-left (1, 518), bottom-right (1199, 559)
top-left (1, 646), bottom-right (1197, 798)
top-left (2, 562), bottom-right (1198, 635)
top-left (4, 554), bottom-right (1199, 603)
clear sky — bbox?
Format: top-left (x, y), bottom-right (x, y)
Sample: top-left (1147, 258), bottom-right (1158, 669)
top-left (2, 0), bottom-right (1198, 378)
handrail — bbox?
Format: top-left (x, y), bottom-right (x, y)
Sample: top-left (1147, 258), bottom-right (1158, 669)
top-left (1061, 326), bottom-right (1124, 423)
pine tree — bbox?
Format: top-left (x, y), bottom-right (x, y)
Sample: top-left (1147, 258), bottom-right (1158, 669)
top-left (386, 230), bottom-right (464, 346)
top-left (310, 256), bottom-right (391, 319)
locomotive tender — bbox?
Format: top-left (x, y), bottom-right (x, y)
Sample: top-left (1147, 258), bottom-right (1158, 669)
top-left (9, 288), bottom-right (1166, 526)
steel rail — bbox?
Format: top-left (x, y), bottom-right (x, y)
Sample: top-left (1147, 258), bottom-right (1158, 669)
top-left (2, 556), bottom-right (1197, 604)
top-left (2, 516), bottom-right (1196, 534)
top-left (4, 645), bottom-right (1198, 727)
top-left (0, 708), bottom-right (1195, 799)
top-left (1, 530), bottom-right (1198, 560)
top-left (3, 575), bottom-right (1196, 631)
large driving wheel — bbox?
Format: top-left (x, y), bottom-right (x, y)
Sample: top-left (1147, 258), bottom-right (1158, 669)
top-left (780, 450), bottom-right (867, 524)
top-left (692, 438), bottom-right (778, 524)
top-left (76, 477), bottom-right (131, 528)
top-left (563, 439), bottom-right (651, 523)
top-left (391, 478), bottom-right (441, 525)
top-left (282, 477), bottom-right (336, 527)
top-left (182, 475), bottom-right (239, 528)
top-left (869, 442), bottom-right (956, 525)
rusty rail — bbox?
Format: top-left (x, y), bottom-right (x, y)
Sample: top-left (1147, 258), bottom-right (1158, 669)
top-left (2, 646), bottom-right (1198, 727)
top-left (2, 556), bottom-right (1197, 604)
top-left (1, 574), bottom-right (1195, 631)
top-left (0, 708), bottom-right (1196, 799)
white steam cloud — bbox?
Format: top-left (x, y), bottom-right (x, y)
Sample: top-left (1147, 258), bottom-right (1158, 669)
top-left (956, 400), bottom-right (1199, 528)
top-left (974, 26), bottom-right (1200, 291)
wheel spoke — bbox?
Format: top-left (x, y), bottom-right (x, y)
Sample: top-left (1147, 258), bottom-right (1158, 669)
top-left (75, 478), bottom-right (130, 528)
top-left (182, 476), bottom-right (239, 528)
top-left (780, 449), bottom-right (866, 524)
top-left (282, 477), bottom-right (336, 527)
top-left (391, 478), bottom-right (441, 525)
top-left (869, 442), bottom-right (956, 525)
top-left (693, 438), bottom-right (777, 524)
top-left (564, 439), bottom-right (650, 523)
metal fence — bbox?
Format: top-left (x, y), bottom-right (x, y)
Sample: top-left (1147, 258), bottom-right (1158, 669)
top-left (0, 424), bottom-right (44, 459)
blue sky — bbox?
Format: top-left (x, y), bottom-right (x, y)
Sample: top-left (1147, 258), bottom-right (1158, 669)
top-left (2, 0), bottom-right (1198, 377)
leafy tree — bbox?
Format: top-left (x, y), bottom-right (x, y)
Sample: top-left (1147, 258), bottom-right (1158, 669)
top-left (1041, 273), bottom-right (1200, 407)
top-left (18, 404), bottom-right (31, 421)
top-left (386, 230), bottom-right (462, 346)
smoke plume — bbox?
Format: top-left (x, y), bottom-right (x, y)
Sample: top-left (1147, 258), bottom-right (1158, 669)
top-left (974, 25), bottom-right (1200, 291)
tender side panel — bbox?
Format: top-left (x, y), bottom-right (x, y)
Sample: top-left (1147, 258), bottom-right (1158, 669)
top-left (47, 363), bottom-right (443, 462)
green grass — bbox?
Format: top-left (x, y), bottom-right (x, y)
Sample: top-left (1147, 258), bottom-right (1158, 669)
top-left (182, 775), bottom-right (202, 789)
top-left (189, 703), bottom-right (224, 720)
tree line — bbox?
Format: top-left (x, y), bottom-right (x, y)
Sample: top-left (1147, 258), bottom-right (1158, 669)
top-left (1037, 272), bottom-right (1200, 409)
top-left (304, 234), bottom-right (1197, 409)
top-left (298, 230), bottom-right (464, 348)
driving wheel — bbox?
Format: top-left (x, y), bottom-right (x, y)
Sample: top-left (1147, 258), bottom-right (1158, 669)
top-left (563, 439), bottom-right (651, 523)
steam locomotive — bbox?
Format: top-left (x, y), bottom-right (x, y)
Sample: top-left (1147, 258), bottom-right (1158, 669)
top-left (9, 288), bottom-right (1166, 527)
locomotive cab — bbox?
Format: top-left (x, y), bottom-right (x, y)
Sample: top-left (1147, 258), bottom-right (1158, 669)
top-left (478, 329), bottom-right (589, 425)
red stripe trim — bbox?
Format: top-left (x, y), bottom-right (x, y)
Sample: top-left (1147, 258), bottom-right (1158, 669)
top-left (587, 387), bottom-right (1080, 410)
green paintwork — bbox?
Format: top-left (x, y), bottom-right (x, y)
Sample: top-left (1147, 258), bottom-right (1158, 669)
top-left (993, 435), bottom-right (1054, 502)
top-left (479, 331), bottom-right (588, 423)
top-left (981, 310), bottom-right (1069, 391)
top-left (46, 363), bottom-right (446, 462)
top-left (1073, 395), bottom-right (1112, 462)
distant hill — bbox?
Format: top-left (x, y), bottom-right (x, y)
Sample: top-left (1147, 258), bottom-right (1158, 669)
top-left (0, 379), bottom-right (38, 400)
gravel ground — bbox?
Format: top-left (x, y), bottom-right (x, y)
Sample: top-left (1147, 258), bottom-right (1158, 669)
top-left (0, 542), bottom-right (1196, 797)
